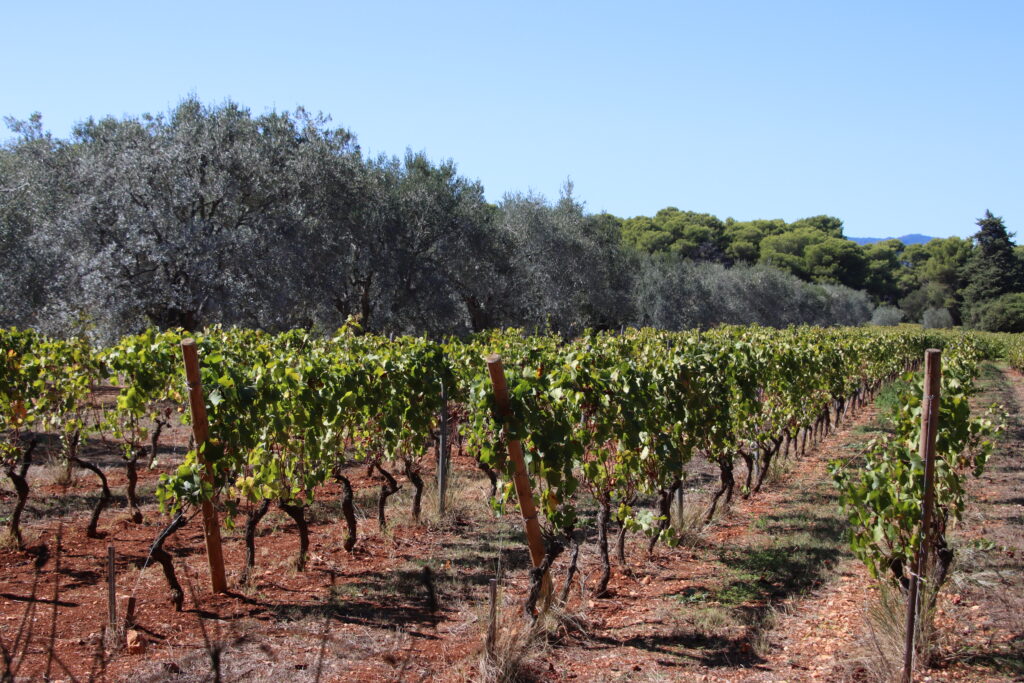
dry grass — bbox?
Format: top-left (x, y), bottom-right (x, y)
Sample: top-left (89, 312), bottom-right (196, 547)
top-left (847, 578), bottom-right (939, 683)
top-left (462, 570), bottom-right (593, 683)
top-left (422, 466), bottom-right (491, 525)
top-left (478, 611), bottom-right (549, 683)
top-left (763, 450), bottom-right (797, 488)
top-left (748, 603), bottom-right (786, 658)
top-left (36, 458), bottom-right (77, 487)
top-left (0, 530), bottom-right (21, 551)
top-left (671, 492), bottom-right (708, 548)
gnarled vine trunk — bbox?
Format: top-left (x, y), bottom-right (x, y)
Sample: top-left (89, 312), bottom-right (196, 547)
top-left (595, 493), bottom-right (612, 597)
top-left (71, 454), bottom-right (110, 539)
top-left (649, 478), bottom-right (682, 554)
top-left (403, 457), bottom-right (424, 522)
top-left (241, 499), bottom-right (272, 584)
top-left (5, 438), bottom-right (38, 548)
top-left (741, 450), bottom-right (755, 497)
top-left (334, 473), bottom-right (358, 552)
top-left (559, 529), bottom-right (580, 605)
top-left (279, 501), bottom-right (309, 571)
top-left (375, 463), bottom-right (400, 531)
top-left (753, 437), bottom-right (783, 494)
top-left (125, 448), bottom-right (144, 524)
top-left (704, 455), bottom-right (734, 523)
top-left (149, 512), bottom-right (186, 611)
top-left (477, 458), bottom-right (498, 500)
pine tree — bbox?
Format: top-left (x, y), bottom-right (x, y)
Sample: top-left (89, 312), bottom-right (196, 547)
top-left (961, 210), bottom-right (1024, 323)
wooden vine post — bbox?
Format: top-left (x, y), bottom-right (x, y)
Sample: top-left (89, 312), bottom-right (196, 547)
top-left (486, 355), bottom-right (551, 599)
top-left (181, 339), bottom-right (228, 594)
top-left (437, 379), bottom-right (449, 517)
top-left (107, 544), bottom-right (117, 630)
top-left (902, 348), bottom-right (941, 683)
top-left (485, 577), bottom-right (498, 657)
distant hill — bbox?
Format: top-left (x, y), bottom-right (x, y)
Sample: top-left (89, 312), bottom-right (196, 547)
top-left (849, 234), bottom-right (937, 246)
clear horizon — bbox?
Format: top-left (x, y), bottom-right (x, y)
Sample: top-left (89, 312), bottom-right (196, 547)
top-left (3, 1), bottom-right (1021, 240)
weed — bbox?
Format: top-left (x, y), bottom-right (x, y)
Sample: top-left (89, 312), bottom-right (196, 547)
top-left (874, 377), bottom-right (916, 431)
top-left (39, 458), bottom-right (77, 487)
top-left (478, 606), bottom-right (559, 683)
top-left (748, 604), bottom-right (782, 658)
top-left (422, 473), bottom-right (491, 533)
top-left (851, 579), bottom-right (939, 682)
top-left (762, 453), bottom-right (795, 488)
top-left (0, 530), bottom-right (20, 552)
top-left (687, 606), bottom-right (738, 633)
top-left (671, 493), bottom-right (707, 547)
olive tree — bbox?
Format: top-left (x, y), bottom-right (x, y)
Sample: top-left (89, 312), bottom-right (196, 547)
top-left (0, 114), bottom-right (70, 330)
top-left (47, 99), bottom-right (360, 340)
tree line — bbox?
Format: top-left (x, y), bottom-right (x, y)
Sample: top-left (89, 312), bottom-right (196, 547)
top-left (0, 98), bottom-right (1017, 340)
top-left (621, 206), bottom-right (1024, 330)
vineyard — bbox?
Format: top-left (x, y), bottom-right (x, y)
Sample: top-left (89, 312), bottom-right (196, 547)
top-left (2, 324), bottom-right (1023, 681)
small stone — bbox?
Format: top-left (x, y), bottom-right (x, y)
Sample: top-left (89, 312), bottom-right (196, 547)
top-left (126, 629), bottom-right (145, 655)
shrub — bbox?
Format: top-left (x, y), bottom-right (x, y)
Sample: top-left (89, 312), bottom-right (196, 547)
top-left (970, 293), bottom-right (1024, 332)
top-left (870, 306), bottom-right (905, 326)
top-left (922, 308), bottom-right (954, 329)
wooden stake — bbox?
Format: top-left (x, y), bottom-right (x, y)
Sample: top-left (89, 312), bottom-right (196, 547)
top-left (485, 578), bottom-right (497, 657)
top-left (107, 544), bottom-right (117, 630)
top-left (673, 484), bottom-right (685, 533)
top-left (903, 348), bottom-right (941, 683)
top-left (181, 339), bottom-right (228, 594)
top-left (123, 596), bottom-right (137, 628)
top-left (438, 379), bottom-right (449, 517)
top-left (486, 355), bottom-right (548, 571)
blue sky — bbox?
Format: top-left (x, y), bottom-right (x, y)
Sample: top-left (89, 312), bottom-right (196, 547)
top-left (3, 1), bottom-right (1021, 239)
